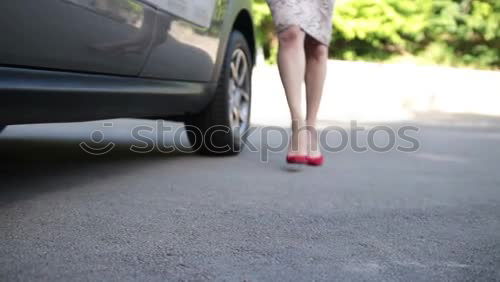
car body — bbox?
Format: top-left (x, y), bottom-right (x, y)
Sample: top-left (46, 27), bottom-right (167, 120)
top-left (0, 0), bottom-right (255, 154)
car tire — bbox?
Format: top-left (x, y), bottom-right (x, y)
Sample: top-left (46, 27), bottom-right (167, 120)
top-left (185, 31), bottom-right (252, 155)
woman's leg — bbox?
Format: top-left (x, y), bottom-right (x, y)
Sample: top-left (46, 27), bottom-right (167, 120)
top-left (304, 36), bottom-right (329, 157)
top-left (277, 26), bottom-right (307, 156)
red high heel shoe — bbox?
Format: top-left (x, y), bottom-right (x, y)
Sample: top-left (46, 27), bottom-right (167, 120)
top-left (286, 154), bottom-right (308, 165)
top-left (306, 155), bottom-right (324, 166)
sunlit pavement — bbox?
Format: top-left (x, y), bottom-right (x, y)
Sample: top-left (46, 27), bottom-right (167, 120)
top-left (252, 59), bottom-right (500, 126)
top-left (1, 117), bottom-right (499, 280)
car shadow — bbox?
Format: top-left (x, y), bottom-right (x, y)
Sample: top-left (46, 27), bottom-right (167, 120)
top-left (0, 120), bottom-right (198, 207)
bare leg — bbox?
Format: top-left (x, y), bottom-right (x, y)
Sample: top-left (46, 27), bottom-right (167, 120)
top-left (304, 36), bottom-right (329, 157)
top-left (277, 26), bottom-right (307, 156)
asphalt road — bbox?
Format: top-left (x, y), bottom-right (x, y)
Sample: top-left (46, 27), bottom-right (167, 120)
top-left (1, 119), bottom-right (499, 281)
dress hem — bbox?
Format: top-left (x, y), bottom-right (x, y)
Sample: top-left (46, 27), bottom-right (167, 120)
top-left (275, 24), bottom-right (331, 46)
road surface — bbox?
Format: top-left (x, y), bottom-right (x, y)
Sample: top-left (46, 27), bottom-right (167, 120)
top-left (1, 118), bottom-right (499, 281)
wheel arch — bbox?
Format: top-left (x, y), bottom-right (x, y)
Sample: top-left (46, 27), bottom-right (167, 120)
top-left (232, 9), bottom-right (256, 68)
top-left (210, 2), bottom-right (256, 83)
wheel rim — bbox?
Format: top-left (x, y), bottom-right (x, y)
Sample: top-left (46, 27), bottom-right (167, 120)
top-left (228, 48), bottom-right (251, 137)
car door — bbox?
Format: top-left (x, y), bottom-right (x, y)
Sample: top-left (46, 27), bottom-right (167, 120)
top-left (138, 0), bottom-right (225, 82)
top-left (0, 0), bottom-right (155, 76)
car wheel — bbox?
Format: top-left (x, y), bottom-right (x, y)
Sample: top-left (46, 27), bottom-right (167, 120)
top-left (185, 31), bottom-right (252, 155)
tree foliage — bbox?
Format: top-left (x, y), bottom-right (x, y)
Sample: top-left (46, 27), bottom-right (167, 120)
top-left (252, 0), bottom-right (500, 69)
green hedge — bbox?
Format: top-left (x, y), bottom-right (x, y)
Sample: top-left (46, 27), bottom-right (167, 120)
top-left (252, 0), bottom-right (500, 69)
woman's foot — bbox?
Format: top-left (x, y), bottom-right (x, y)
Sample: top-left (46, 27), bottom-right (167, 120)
top-left (287, 119), bottom-right (308, 156)
top-left (286, 120), bottom-right (308, 165)
top-left (286, 154), bottom-right (308, 164)
top-left (306, 122), bottom-right (324, 166)
top-left (306, 155), bottom-right (324, 166)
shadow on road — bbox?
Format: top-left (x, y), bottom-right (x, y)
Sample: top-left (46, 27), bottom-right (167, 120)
top-left (0, 121), bottom-right (198, 207)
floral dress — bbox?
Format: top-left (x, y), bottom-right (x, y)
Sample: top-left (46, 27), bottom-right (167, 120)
top-left (266, 0), bottom-right (335, 46)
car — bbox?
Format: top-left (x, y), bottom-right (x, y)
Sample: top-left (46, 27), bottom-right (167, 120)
top-left (0, 0), bottom-right (256, 155)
